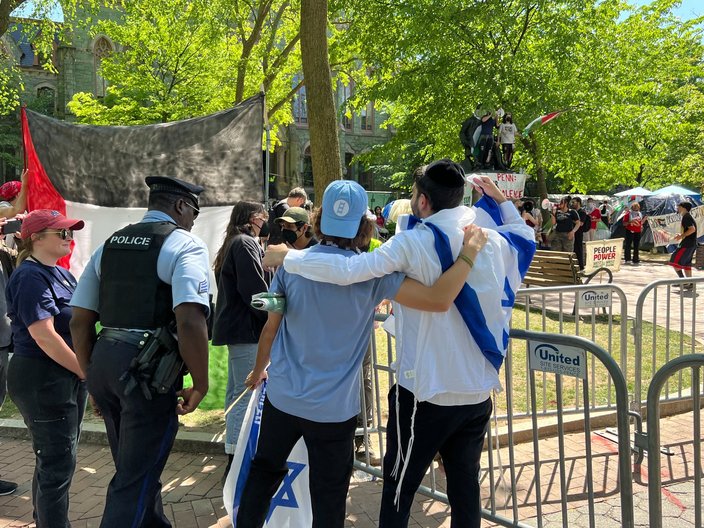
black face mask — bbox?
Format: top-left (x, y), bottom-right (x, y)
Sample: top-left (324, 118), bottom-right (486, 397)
top-left (258, 221), bottom-right (270, 238)
top-left (281, 228), bottom-right (299, 245)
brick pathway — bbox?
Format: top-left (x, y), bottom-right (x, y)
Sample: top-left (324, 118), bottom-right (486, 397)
top-left (0, 409), bottom-right (701, 527)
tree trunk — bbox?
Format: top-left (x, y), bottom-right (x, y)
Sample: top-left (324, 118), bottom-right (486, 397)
top-left (0, 0), bottom-right (24, 39)
top-left (522, 136), bottom-right (548, 198)
top-left (300, 0), bottom-right (341, 204)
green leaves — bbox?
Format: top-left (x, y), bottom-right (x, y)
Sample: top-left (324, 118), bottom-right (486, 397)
top-left (68, 0), bottom-right (301, 140)
top-left (340, 0), bottom-right (704, 194)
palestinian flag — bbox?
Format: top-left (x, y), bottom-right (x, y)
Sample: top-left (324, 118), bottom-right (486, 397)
top-left (20, 95), bottom-right (264, 276)
top-left (521, 111), bottom-right (563, 138)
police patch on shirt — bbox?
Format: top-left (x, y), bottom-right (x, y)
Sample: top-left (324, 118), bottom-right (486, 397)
top-left (198, 279), bottom-right (209, 294)
top-left (105, 234), bottom-right (153, 250)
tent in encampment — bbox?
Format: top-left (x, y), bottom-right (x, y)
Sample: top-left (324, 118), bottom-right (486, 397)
top-left (610, 193), bottom-right (703, 250)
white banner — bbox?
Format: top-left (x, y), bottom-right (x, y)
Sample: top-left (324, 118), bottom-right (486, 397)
top-left (224, 383), bottom-right (313, 527)
top-left (465, 172), bottom-right (528, 204)
top-left (66, 200), bottom-right (232, 294)
top-left (584, 238), bottom-right (624, 273)
top-left (646, 205), bottom-right (704, 247)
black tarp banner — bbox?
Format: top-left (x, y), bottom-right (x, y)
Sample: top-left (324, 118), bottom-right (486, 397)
top-left (25, 94), bottom-right (264, 207)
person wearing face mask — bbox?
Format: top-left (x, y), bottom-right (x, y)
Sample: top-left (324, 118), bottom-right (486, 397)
top-left (211, 201), bottom-right (271, 481)
top-left (275, 206), bottom-right (317, 250)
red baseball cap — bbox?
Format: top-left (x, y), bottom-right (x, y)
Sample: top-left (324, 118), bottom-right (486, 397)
top-left (0, 181), bottom-right (21, 202)
top-left (21, 209), bottom-right (85, 239)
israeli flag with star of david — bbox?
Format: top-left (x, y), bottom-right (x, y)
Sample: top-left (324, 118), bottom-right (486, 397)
top-left (223, 382), bottom-right (313, 527)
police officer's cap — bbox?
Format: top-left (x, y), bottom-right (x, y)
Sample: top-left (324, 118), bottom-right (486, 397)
top-left (145, 176), bottom-right (204, 202)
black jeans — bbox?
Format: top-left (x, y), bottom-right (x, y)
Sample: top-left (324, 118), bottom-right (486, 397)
top-left (574, 231), bottom-right (585, 269)
top-left (8, 355), bottom-right (87, 528)
top-left (88, 336), bottom-right (178, 528)
top-left (236, 397), bottom-right (357, 528)
top-left (624, 230), bottom-right (641, 263)
top-left (379, 385), bottom-right (492, 528)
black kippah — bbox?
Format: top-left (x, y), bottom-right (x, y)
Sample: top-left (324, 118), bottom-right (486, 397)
top-left (423, 159), bottom-right (466, 189)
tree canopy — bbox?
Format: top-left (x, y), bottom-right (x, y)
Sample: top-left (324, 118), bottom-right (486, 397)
top-left (340, 0), bottom-right (704, 195)
top-left (68, 0), bottom-right (302, 141)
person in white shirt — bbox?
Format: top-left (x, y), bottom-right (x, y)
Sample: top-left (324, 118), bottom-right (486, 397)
top-left (498, 114), bottom-right (519, 168)
top-left (263, 160), bottom-right (536, 528)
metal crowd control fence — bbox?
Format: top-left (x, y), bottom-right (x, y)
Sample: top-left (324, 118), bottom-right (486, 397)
top-left (511, 284), bottom-right (629, 419)
top-left (356, 316), bottom-right (635, 528)
top-left (633, 277), bottom-right (704, 409)
top-left (643, 354), bottom-right (704, 528)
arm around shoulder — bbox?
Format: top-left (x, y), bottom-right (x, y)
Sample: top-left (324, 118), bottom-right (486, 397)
top-left (393, 225), bottom-right (488, 311)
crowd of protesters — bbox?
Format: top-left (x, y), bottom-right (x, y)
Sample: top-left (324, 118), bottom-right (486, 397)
top-left (0, 158), bottom-right (698, 528)
top-left (513, 194), bottom-right (699, 279)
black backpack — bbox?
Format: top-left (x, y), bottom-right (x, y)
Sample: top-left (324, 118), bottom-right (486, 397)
top-left (580, 210), bottom-right (591, 233)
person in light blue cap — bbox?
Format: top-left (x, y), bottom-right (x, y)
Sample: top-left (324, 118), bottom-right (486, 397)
top-left (235, 179), bottom-right (489, 528)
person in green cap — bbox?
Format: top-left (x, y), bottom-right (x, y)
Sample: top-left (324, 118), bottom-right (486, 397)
top-left (276, 206), bottom-right (317, 250)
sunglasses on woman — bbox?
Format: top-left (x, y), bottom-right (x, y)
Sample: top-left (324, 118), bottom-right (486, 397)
top-left (43, 229), bottom-right (74, 240)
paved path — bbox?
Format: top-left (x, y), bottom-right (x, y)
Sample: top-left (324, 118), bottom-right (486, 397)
top-left (0, 409), bottom-right (702, 527)
top-left (519, 258), bottom-right (704, 344)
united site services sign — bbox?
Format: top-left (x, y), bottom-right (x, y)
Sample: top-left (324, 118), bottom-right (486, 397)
top-left (578, 289), bottom-right (612, 309)
top-left (529, 342), bottom-right (587, 379)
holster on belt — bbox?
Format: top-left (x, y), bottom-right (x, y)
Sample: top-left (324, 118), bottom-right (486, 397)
top-left (118, 325), bottom-right (184, 400)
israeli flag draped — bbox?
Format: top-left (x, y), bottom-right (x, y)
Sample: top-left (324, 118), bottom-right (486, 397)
top-left (223, 382), bottom-right (313, 527)
top-left (398, 194), bottom-right (535, 372)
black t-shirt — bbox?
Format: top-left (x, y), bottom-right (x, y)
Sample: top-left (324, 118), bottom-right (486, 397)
top-left (681, 213), bottom-right (697, 248)
top-left (555, 209), bottom-right (579, 233)
top-left (577, 208), bottom-right (589, 233)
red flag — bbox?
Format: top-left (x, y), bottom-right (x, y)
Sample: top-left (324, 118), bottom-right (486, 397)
top-left (21, 107), bottom-right (73, 269)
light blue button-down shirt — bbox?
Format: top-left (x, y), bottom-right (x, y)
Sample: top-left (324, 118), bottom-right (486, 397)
top-left (70, 210), bottom-right (210, 318)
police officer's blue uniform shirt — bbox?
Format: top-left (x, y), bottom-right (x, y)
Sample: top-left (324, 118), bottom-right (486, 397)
top-left (70, 210), bottom-right (210, 320)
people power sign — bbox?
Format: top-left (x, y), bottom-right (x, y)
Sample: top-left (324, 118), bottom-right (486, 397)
top-left (529, 342), bottom-right (587, 379)
top-left (465, 172), bottom-right (528, 202)
top-left (646, 206), bottom-right (704, 247)
top-left (584, 239), bottom-right (624, 273)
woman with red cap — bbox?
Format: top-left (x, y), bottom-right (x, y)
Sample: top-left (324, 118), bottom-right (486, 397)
top-left (5, 209), bottom-right (87, 528)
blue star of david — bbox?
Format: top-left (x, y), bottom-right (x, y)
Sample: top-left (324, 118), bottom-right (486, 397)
top-left (266, 461), bottom-right (306, 523)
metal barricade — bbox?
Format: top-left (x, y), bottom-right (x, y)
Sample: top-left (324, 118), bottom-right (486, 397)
top-left (511, 284), bottom-right (629, 419)
top-left (356, 318), bottom-right (635, 528)
top-left (633, 277), bottom-right (704, 408)
top-left (642, 354), bottom-right (704, 528)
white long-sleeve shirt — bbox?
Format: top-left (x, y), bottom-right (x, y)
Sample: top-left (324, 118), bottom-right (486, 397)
top-left (282, 200), bottom-right (535, 405)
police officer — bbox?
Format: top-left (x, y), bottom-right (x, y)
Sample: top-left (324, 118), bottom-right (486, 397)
top-left (70, 176), bottom-right (210, 528)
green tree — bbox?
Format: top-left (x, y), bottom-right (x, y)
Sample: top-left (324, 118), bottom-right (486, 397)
top-left (67, 0), bottom-right (302, 138)
top-left (339, 0), bottom-right (704, 195)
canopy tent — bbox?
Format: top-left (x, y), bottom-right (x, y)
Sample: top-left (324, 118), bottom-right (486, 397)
top-left (614, 187), bottom-right (653, 197)
top-left (653, 184), bottom-right (701, 199)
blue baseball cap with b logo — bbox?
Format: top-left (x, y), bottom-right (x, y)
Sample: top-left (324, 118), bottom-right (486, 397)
top-left (321, 180), bottom-right (369, 239)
